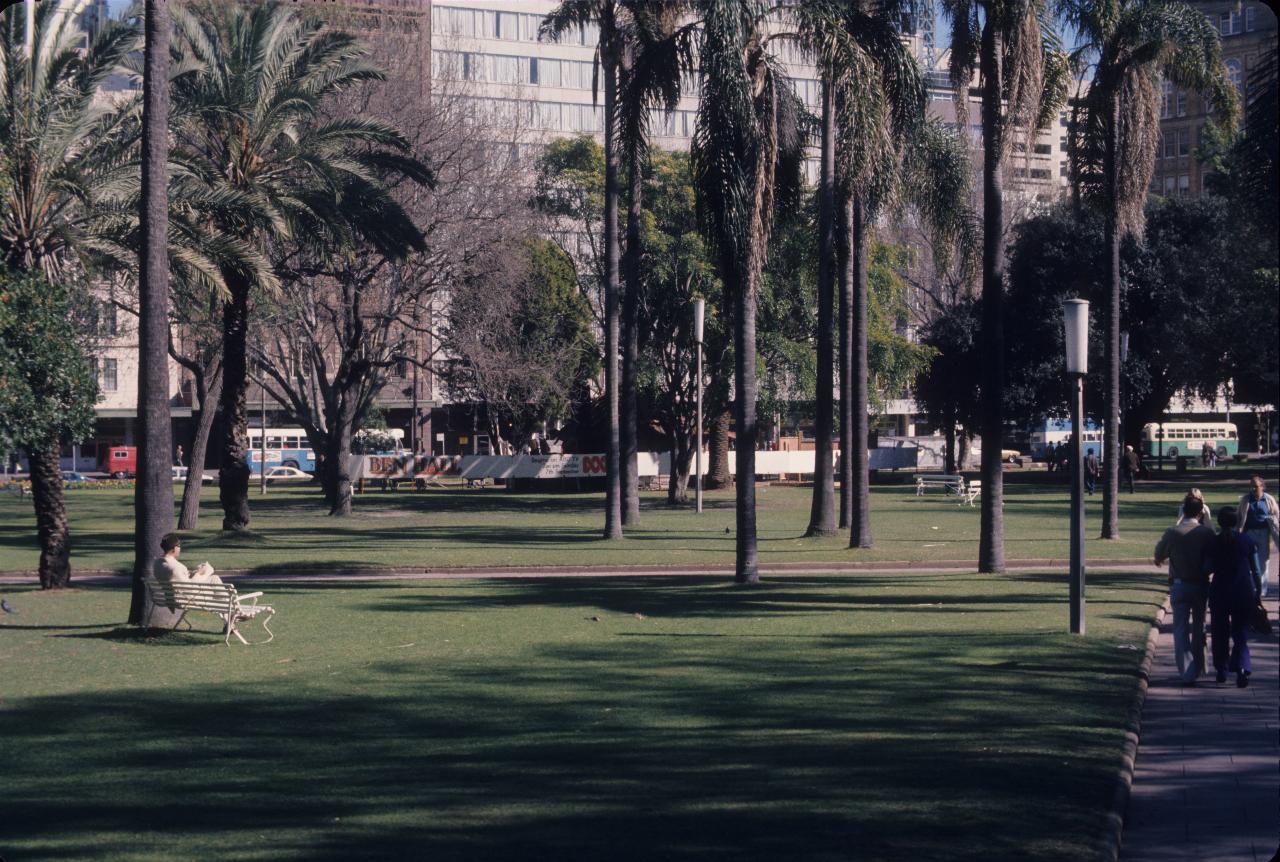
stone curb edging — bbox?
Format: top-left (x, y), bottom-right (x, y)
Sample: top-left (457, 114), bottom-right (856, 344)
top-left (1099, 597), bottom-right (1170, 862)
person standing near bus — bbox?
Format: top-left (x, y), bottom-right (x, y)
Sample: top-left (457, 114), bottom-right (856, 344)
top-left (1084, 447), bottom-right (1099, 494)
top-left (1123, 445), bottom-right (1141, 493)
top-left (1235, 475), bottom-right (1279, 598)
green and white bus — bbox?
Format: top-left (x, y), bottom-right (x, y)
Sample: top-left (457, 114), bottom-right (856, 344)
top-left (1141, 422), bottom-right (1238, 460)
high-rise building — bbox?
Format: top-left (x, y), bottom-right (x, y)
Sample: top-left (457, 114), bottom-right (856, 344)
top-left (1151, 1), bottom-right (1277, 199)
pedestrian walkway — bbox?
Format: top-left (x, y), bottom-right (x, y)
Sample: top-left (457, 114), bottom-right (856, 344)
top-left (1120, 576), bottom-right (1279, 862)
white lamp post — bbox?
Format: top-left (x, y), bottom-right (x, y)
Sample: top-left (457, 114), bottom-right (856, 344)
top-left (1064, 299), bottom-right (1089, 635)
top-left (693, 298), bottom-right (705, 514)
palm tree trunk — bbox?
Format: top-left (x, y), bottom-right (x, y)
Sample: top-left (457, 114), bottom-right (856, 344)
top-left (1101, 94), bottom-right (1121, 539)
top-left (807, 81), bottom-right (837, 537)
top-left (620, 139), bottom-right (643, 525)
top-left (218, 274), bottom-right (252, 532)
top-left (602, 50), bottom-right (623, 540)
top-left (707, 406), bottom-right (731, 489)
top-left (29, 445), bottom-right (71, 589)
top-left (130, 0), bottom-right (173, 624)
top-left (734, 271), bottom-right (759, 584)
top-left (849, 192), bottom-right (872, 549)
top-left (837, 190), bottom-right (854, 530)
top-left (178, 365), bottom-right (221, 531)
top-left (977, 20), bottom-right (1006, 574)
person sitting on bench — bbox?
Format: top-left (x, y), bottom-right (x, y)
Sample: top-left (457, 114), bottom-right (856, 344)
top-left (153, 533), bottom-right (222, 584)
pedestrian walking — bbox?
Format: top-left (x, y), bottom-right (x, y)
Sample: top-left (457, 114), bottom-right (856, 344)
top-left (1235, 475), bottom-right (1278, 598)
top-left (1154, 494), bottom-right (1216, 683)
top-left (1206, 507), bottom-right (1262, 687)
top-left (1084, 447), bottom-right (1099, 495)
top-left (1123, 444), bottom-right (1140, 493)
top-left (174, 444), bottom-right (184, 467)
top-left (1176, 487), bottom-right (1211, 526)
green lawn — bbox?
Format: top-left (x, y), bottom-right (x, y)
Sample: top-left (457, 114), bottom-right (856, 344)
top-left (0, 570), bottom-right (1166, 861)
top-left (2, 466), bottom-right (1273, 576)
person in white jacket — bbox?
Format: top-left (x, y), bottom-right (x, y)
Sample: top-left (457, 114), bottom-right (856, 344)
top-left (153, 533), bottom-right (222, 585)
top-left (1236, 476), bottom-right (1279, 598)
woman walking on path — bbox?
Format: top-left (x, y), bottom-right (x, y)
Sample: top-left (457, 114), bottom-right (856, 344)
top-left (1235, 476), bottom-right (1278, 598)
top-left (1176, 488), bottom-right (1210, 526)
top-left (1207, 507), bottom-right (1262, 688)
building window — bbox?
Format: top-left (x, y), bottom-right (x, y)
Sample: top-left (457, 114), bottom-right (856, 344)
top-left (1162, 132), bottom-right (1175, 159)
top-left (104, 302), bottom-right (117, 336)
top-left (1178, 174), bottom-right (1190, 196)
top-left (1163, 175), bottom-right (1176, 196)
top-left (1178, 128), bottom-right (1189, 157)
top-left (1246, 6), bottom-right (1256, 31)
top-left (102, 357), bottom-right (118, 392)
top-left (529, 57), bottom-right (538, 85)
top-left (1160, 81), bottom-right (1173, 118)
top-left (1176, 89), bottom-right (1187, 116)
top-left (1219, 9), bottom-right (1242, 36)
top-left (1226, 58), bottom-right (1243, 95)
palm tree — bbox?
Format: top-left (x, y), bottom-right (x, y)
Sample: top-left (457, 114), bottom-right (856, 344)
top-left (1061, 0), bottom-right (1236, 539)
top-left (692, 0), bottom-right (803, 583)
top-left (542, 2), bottom-right (625, 539)
top-left (617, 2), bottom-right (695, 526)
top-left (0, 1), bottom-right (141, 589)
top-left (130, 0), bottom-right (174, 625)
top-left (792, 1), bottom-right (972, 546)
top-left (788, 1), bottom-right (846, 538)
top-left (943, 0), bottom-right (1070, 572)
top-left (168, 1), bottom-right (428, 533)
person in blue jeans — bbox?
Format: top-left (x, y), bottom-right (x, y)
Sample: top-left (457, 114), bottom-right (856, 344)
top-left (1206, 507), bottom-right (1262, 688)
top-left (1154, 494), bottom-right (1216, 683)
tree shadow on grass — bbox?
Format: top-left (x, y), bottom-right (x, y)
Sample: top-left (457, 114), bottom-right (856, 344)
top-left (0, 620), bottom-right (1149, 862)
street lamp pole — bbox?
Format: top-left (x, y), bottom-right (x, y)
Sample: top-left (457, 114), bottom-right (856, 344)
top-left (693, 298), bottom-right (705, 514)
top-left (1064, 299), bottom-right (1089, 635)
top-left (259, 370), bottom-right (267, 496)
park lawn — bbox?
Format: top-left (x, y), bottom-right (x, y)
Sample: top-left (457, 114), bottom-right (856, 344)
top-left (3, 469), bottom-right (1273, 576)
top-left (0, 570), bottom-right (1165, 861)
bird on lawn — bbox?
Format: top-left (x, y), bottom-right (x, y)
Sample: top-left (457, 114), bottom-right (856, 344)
top-left (1, 598), bottom-right (16, 614)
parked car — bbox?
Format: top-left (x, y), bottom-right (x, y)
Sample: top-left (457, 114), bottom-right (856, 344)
top-left (263, 466), bottom-right (311, 484)
top-left (172, 466), bottom-right (218, 485)
top-left (61, 471), bottom-right (95, 485)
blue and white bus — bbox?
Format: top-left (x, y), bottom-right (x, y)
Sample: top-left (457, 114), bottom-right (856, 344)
top-left (244, 427), bottom-right (408, 474)
top-left (1028, 419), bottom-right (1104, 461)
top-left (246, 427), bottom-right (317, 474)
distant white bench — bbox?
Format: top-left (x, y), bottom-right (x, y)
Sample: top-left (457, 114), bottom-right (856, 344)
top-left (959, 480), bottom-right (982, 507)
top-left (144, 578), bottom-right (276, 645)
top-left (916, 474), bottom-right (965, 496)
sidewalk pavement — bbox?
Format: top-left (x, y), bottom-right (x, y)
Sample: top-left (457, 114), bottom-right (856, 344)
top-left (1120, 571), bottom-right (1279, 862)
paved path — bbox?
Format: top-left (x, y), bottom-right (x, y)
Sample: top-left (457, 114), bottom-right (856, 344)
top-left (0, 557), bottom-right (1155, 585)
top-left (1121, 569), bottom-right (1280, 862)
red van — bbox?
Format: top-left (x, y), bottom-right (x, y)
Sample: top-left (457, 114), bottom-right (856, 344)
top-left (103, 446), bottom-right (137, 478)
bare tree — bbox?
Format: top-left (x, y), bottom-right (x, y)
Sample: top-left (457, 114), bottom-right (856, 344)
top-left (255, 64), bottom-right (533, 515)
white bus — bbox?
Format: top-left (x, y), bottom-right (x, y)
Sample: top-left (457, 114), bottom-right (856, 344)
top-left (1141, 422), bottom-right (1238, 460)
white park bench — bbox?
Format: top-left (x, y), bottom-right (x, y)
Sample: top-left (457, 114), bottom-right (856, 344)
top-left (144, 578), bottom-right (276, 645)
top-left (959, 480), bottom-right (982, 507)
top-left (916, 474), bottom-right (965, 497)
